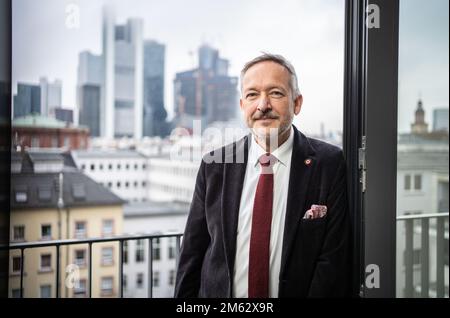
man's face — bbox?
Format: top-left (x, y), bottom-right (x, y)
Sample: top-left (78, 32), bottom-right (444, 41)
top-left (240, 61), bottom-right (303, 140)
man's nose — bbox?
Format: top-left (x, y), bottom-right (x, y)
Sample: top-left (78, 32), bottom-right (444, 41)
top-left (257, 96), bottom-right (271, 113)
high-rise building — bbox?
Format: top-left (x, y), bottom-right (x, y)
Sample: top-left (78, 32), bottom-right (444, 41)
top-left (433, 108), bottom-right (449, 132)
top-left (40, 77), bottom-right (62, 117)
top-left (143, 40), bottom-right (168, 137)
top-left (174, 44), bottom-right (238, 131)
top-left (13, 83), bottom-right (41, 118)
top-left (103, 6), bottom-right (143, 139)
top-left (79, 84), bottom-right (101, 137)
top-left (77, 51), bottom-right (103, 137)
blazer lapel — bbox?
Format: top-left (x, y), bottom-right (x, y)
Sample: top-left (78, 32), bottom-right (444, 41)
top-left (279, 125), bottom-right (316, 279)
top-left (221, 134), bottom-right (249, 295)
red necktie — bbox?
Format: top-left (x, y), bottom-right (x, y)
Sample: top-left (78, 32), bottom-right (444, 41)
top-left (248, 153), bottom-right (276, 298)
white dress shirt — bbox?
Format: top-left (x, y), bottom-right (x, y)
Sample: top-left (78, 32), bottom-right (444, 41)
top-left (233, 126), bottom-right (294, 298)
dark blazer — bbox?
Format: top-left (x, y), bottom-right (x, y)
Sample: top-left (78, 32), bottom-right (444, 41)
top-left (174, 125), bottom-right (351, 298)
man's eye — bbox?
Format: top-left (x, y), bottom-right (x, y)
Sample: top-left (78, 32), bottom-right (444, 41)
top-left (270, 91), bottom-right (283, 97)
top-left (246, 93), bottom-right (257, 98)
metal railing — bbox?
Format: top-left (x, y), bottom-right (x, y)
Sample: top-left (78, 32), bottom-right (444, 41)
top-left (7, 233), bottom-right (183, 298)
top-left (397, 212), bottom-right (449, 298)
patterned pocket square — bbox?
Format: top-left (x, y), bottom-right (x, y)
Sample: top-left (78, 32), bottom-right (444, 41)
top-left (303, 204), bottom-right (327, 219)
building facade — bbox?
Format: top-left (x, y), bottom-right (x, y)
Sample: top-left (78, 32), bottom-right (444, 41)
top-left (103, 6), bottom-right (143, 139)
top-left (396, 101), bottom-right (449, 297)
top-left (9, 150), bottom-right (124, 298)
top-left (12, 114), bottom-right (89, 150)
top-left (122, 202), bottom-right (188, 298)
top-left (174, 44), bottom-right (238, 132)
top-left (72, 149), bottom-right (149, 202)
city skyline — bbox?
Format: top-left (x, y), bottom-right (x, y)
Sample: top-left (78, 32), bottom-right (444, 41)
top-left (12, 0), bottom-right (449, 135)
top-left (12, 0), bottom-right (347, 136)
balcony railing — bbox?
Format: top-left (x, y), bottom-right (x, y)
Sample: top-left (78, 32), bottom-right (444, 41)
top-left (397, 212), bottom-right (449, 298)
top-left (7, 233), bottom-right (183, 298)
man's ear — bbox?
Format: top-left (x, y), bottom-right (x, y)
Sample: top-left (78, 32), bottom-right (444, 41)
top-left (294, 94), bottom-right (303, 115)
top-left (239, 98), bottom-right (244, 110)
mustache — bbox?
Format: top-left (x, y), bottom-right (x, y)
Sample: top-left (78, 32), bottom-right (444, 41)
top-left (252, 111), bottom-right (279, 121)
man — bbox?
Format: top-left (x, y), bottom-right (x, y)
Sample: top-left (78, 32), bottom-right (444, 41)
top-left (174, 53), bottom-right (351, 298)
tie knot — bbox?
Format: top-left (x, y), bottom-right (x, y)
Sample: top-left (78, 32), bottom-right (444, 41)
top-left (258, 153), bottom-right (277, 173)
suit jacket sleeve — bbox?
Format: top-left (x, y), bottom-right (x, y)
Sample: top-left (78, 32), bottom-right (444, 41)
top-left (174, 160), bottom-right (210, 297)
top-left (308, 152), bottom-right (352, 297)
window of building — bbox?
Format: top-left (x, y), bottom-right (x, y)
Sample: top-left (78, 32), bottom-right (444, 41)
top-left (102, 219), bottom-right (114, 237)
top-left (81, 164), bottom-right (86, 170)
top-left (414, 174), bottom-right (422, 191)
top-left (74, 279), bottom-right (87, 297)
top-left (108, 164), bottom-right (113, 170)
top-left (134, 163), bottom-right (138, 170)
top-left (153, 271), bottom-right (160, 288)
top-left (63, 136), bottom-right (70, 148)
top-left (11, 289), bottom-right (22, 298)
top-left (117, 163), bottom-right (121, 170)
top-left (108, 181), bottom-right (112, 188)
top-left (51, 136), bottom-right (58, 148)
top-left (101, 277), bottom-right (114, 296)
top-left (13, 225), bottom-right (25, 241)
top-left (75, 221), bottom-right (86, 239)
top-left (123, 240), bottom-right (128, 264)
top-left (169, 270), bottom-right (176, 286)
top-left (38, 186), bottom-right (52, 202)
top-left (152, 238), bottom-right (160, 261)
top-left (31, 136), bottom-right (39, 148)
top-left (40, 254), bottom-right (52, 271)
top-left (99, 164), bottom-right (104, 170)
top-left (12, 256), bottom-right (21, 273)
top-left (136, 273), bottom-right (144, 288)
top-left (142, 164), bottom-right (147, 170)
top-left (90, 163), bottom-right (95, 171)
top-left (125, 181), bottom-right (129, 188)
top-left (41, 224), bottom-right (52, 240)
top-left (125, 163), bottom-right (130, 170)
top-left (404, 174), bottom-right (411, 190)
top-left (136, 239), bottom-right (145, 262)
top-left (74, 249), bottom-right (86, 267)
top-left (168, 237), bottom-right (176, 259)
top-left (142, 181), bottom-right (147, 187)
top-left (117, 181), bottom-right (121, 188)
top-left (101, 247), bottom-right (114, 266)
top-left (15, 191), bottom-right (27, 203)
top-left (40, 285), bottom-right (51, 298)
top-left (134, 181), bottom-right (138, 188)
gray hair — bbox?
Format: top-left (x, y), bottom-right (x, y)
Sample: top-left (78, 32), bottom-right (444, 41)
top-left (240, 53), bottom-right (301, 99)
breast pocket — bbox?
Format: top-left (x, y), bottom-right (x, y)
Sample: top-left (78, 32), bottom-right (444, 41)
top-left (299, 216), bottom-right (327, 253)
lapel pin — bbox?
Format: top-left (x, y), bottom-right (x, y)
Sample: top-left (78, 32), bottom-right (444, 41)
top-left (304, 158), bottom-right (312, 166)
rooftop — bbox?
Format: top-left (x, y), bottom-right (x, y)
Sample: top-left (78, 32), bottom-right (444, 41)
top-left (11, 150), bottom-right (124, 210)
top-left (123, 201), bottom-right (189, 218)
top-left (12, 113), bottom-right (88, 130)
top-left (72, 149), bottom-right (147, 159)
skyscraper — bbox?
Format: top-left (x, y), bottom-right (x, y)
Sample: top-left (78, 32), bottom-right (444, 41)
top-left (433, 108), bottom-right (449, 132)
top-left (39, 77), bottom-right (62, 117)
top-left (77, 51), bottom-right (103, 137)
top-left (174, 44), bottom-right (238, 131)
top-left (103, 6), bottom-right (143, 139)
top-left (143, 40), bottom-right (168, 137)
top-left (13, 83), bottom-right (41, 118)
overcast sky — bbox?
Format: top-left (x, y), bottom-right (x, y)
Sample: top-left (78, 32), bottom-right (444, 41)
top-left (12, 0), bottom-right (448, 135)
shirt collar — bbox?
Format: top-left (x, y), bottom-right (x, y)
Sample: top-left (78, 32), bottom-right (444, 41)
top-left (250, 125), bottom-right (294, 168)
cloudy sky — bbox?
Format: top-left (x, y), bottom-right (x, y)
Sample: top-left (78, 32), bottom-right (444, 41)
top-left (12, 0), bottom-right (448, 135)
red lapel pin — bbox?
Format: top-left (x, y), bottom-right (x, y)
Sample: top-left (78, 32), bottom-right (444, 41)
top-left (304, 158), bottom-right (312, 166)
